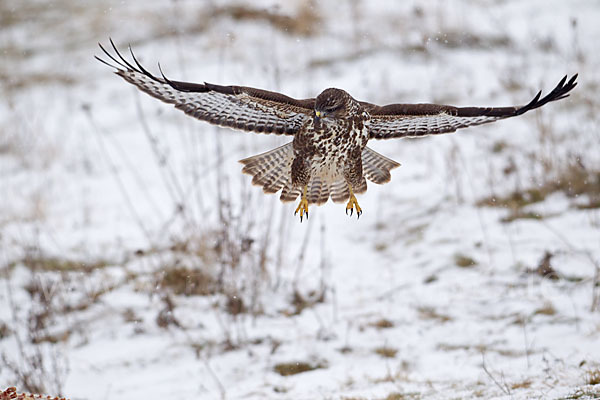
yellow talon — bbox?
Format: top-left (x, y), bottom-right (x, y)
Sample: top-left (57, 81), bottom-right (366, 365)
top-left (294, 185), bottom-right (309, 222)
top-left (345, 185), bottom-right (362, 219)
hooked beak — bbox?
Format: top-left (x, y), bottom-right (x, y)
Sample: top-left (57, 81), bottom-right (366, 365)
top-left (315, 110), bottom-right (325, 123)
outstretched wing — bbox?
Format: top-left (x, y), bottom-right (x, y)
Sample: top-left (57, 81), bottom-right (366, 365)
top-left (365, 75), bottom-right (578, 139)
top-left (96, 39), bottom-right (315, 135)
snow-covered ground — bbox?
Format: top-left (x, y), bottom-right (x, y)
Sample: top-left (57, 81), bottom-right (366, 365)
top-left (1, 0), bottom-right (599, 399)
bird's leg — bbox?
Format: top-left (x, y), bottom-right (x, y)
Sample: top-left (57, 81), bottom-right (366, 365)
top-left (294, 185), bottom-right (309, 222)
top-left (345, 184), bottom-right (362, 219)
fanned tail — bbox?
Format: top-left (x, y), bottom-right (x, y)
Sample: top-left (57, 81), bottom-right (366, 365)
top-left (361, 146), bottom-right (401, 184)
top-left (241, 144), bottom-right (401, 205)
top-left (240, 142), bottom-right (294, 196)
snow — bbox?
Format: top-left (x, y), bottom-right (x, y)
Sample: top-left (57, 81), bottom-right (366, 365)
top-left (1, 0), bottom-right (599, 399)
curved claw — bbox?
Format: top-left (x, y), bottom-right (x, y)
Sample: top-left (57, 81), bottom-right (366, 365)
top-left (294, 187), bottom-right (309, 223)
top-left (345, 193), bottom-right (362, 220)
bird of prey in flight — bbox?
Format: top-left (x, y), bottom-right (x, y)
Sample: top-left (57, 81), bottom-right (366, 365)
top-left (97, 39), bottom-right (577, 221)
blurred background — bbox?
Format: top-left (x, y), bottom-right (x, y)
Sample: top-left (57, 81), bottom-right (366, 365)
top-left (0, 0), bottom-right (599, 399)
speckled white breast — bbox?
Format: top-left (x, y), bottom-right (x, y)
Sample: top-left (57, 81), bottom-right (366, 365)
top-left (308, 115), bottom-right (370, 181)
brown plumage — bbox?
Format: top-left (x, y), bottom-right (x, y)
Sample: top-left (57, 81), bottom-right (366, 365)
top-left (96, 39), bottom-right (577, 220)
top-left (0, 387), bottom-right (68, 400)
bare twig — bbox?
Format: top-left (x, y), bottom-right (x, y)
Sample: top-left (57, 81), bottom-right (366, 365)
top-left (83, 108), bottom-right (153, 242)
top-left (481, 353), bottom-right (511, 396)
top-left (203, 357), bottom-right (227, 400)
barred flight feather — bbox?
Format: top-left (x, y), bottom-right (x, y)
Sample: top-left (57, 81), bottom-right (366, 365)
top-left (97, 39), bottom-right (577, 218)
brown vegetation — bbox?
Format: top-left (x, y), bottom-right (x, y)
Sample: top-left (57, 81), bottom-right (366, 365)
top-left (273, 361), bottom-right (325, 376)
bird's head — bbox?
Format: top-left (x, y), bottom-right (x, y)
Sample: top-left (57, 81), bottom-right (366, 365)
top-left (314, 88), bottom-right (352, 123)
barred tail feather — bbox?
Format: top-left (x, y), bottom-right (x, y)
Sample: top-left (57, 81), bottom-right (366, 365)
top-left (330, 179), bottom-right (350, 203)
top-left (361, 146), bottom-right (401, 184)
top-left (241, 144), bottom-right (401, 205)
top-left (306, 177), bottom-right (330, 205)
top-left (240, 142), bottom-right (294, 196)
top-left (280, 185), bottom-right (301, 202)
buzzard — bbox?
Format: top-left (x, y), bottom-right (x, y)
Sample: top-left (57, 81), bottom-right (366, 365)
top-left (96, 40), bottom-right (577, 221)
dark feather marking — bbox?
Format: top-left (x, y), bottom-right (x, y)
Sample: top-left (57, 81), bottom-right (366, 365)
top-left (97, 40), bottom-right (577, 207)
top-left (96, 40), bottom-right (316, 136)
top-left (367, 74), bottom-right (576, 119)
top-left (367, 74), bottom-right (577, 139)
